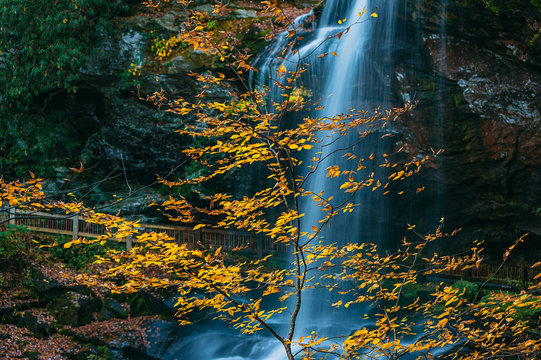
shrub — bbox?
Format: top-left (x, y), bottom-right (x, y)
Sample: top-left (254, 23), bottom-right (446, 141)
top-left (452, 280), bottom-right (480, 303)
top-left (0, 225), bottom-right (29, 266)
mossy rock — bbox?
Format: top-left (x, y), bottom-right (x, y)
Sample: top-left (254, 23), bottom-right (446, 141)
top-left (47, 291), bottom-right (101, 326)
top-left (397, 282), bottom-right (437, 306)
top-left (452, 280), bottom-right (479, 303)
top-left (17, 310), bottom-right (56, 338)
top-left (128, 291), bottom-right (173, 318)
top-left (99, 298), bottom-right (129, 321)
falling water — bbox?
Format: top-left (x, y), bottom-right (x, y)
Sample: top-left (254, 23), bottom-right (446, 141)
top-left (152, 0), bottom-right (445, 358)
top-left (253, 0), bottom-right (402, 356)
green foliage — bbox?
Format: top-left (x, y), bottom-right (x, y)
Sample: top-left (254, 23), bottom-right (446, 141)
top-left (0, 111), bottom-right (78, 177)
top-left (0, 0), bottom-right (124, 111)
top-left (22, 268), bottom-right (34, 293)
top-left (395, 281), bottom-right (436, 307)
top-left (530, 0), bottom-right (541, 12)
top-left (480, 291), bottom-right (541, 322)
top-left (45, 235), bottom-right (122, 270)
top-left (0, 0), bottom-right (126, 176)
top-left (119, 62), bottom-right (142, 90)
top-left (83, 345), bottom-right (113, 360)
top-left (479, 0), bottom-right (501, 14)
top-left (0, 225), bottom-right (29, 264)
top-left (478, 0), bottom-right (541, 15)
top-left (452, 280), bottom-right (480, 303)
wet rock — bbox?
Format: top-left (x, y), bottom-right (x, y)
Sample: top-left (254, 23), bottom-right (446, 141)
top-left (47, 291), bottom-right (101, 326)
top-left (165, 56), bottom-right (194, 74)
top-left (143, 319), bottom-right (182, 358)
top-left (424, 38), bottom-right (540, 127)
top-left (82, 28), bottom-right (145, 77)
top-left (232, 8), bottom-right (258, 19)
top-left (155, 13), bottom-right (181, 32)
top-left (69, 316), bottom-right (162, 359)
top-left (100, 298), bottom-right (129, 321)
top-left (31, 267), bottom-right (90, 301)
top-left (31, 268), bottom-right (68, 301)
top-left (128, 291), bottom-right (174, 318)
top-left (17, 309), bottom-right (56, 337)
top-left (124, 10), bottom-right (187, 33)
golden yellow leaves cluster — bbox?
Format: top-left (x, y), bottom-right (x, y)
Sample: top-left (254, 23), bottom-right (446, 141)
top-left (0, 173), bottom-right (45, 208)
top-left (2, 1), bottom-right (540, 360)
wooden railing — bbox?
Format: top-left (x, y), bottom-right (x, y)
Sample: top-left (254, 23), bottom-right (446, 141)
top-left (424, 260), bottom-right (541, 291)
top-left (1, 208), bottom-right (538, 285)
top-left (0, 207), bottom-right (287, 257)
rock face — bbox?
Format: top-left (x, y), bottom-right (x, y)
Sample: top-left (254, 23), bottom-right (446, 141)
top-left (34, 0), bottom-right (539, 255)
top-left (42, 2), bottom-right (262, 219)
top-left (57, 16), bottom-right (197, 185)
top-left (391, 0), bottom-right (541, 258)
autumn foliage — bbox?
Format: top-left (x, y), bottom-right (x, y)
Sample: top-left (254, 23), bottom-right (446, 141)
top-left (1, 1), bottom-right (540, 359)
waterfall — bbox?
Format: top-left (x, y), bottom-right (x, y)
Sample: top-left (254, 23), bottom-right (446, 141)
top-left (155, 1), bottom-right (427, 359)
top-left (252, 0), bottom-right (401, 355)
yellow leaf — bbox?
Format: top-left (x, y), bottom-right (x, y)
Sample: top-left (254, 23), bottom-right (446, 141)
top-left (193, 224), bottom-right (206, 230)
top-left (371, 12), bottom-right (378, 17)
top-left (437, 318), bottom-right (448, 328)
top-left (39, 242), bottom-right (58, 248)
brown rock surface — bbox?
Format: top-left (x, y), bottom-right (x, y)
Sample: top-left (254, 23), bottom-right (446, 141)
top-left (392, 0), bottom-right (541, 258)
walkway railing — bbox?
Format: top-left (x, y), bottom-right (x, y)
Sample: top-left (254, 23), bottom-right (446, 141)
top-left (0, 207), bottom-right (287, 257)
top-left (1, 207), bottom-right (538, 286)
top-left (426, 259), bottom-right (540, 290)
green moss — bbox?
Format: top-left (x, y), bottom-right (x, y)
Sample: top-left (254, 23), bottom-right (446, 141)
top-left (393, 282), bottom-right (437, 306)
top-left (531, 0), bottom-right (541, 12)
top-left (421, 77), bottom-right (436, 92)
top-left (478, 0), bottom-right (541, 15)
top-left (22, 352), bottom-right (40, 360)
top-left (529, 28), bottom-right (541, 46)
top-left (480, 0), bottom-right (501, 14)
top-left (453, 93), bottom-right (465, 109)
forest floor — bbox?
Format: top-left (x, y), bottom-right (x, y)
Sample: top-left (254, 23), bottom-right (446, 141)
top-left (0, 226), bottom-right (168, 360)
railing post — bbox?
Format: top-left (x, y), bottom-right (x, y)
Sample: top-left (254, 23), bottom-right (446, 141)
top-left (256, 235), bottom-right (264, 259)
top-left (9, 207), bottom-right (16, 226)
top-left (72, 215), bottom-right (79, 240)
top-left (461, 265), bottom-right (472, 281)
top-left (126, 235), bottom-right (133, 251)
top-left (194, 228), bottom-right (201, 246)
top-left (520, 259), bottom-right (527, 291)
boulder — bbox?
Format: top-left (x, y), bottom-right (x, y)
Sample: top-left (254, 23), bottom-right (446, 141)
top-left (31, 267), bottom-right (90, 301)
top-left (128, 291), bottom-right (174, 318)
top-left (100, 298), bottom-right (129, 320)
top-left (17, 309), bottom-right (56, 337)
top-left (47, 291), bottom-right (101, 326)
